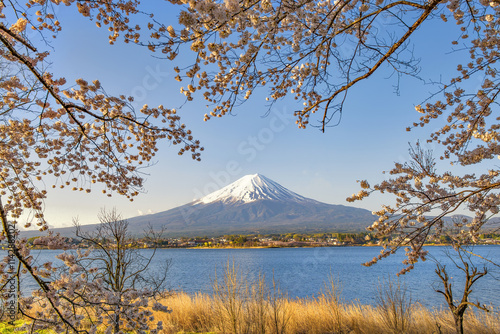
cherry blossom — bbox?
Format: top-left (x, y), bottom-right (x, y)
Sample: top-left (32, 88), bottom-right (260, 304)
top-left (152, 0), bottom-right (498, 273)
top-left (0, 1), bottom-right (199, 331)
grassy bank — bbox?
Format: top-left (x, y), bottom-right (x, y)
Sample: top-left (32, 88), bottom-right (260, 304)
top-left (152, 291), bottom-right (499, 334)
top-left (3, 291), bottom-right (499, 334)
top-left (149, 263), bottom-right (500, 334)
top-left (152, 262), bottom-right (499, 333)
top-left (4, 263), bottom-right (499, 333)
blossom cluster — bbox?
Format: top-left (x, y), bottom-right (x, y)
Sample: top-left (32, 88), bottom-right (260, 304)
top-left (0, 1), bottom-right (198, 331)
top-left (0, 0), bottom-right (202, 231)
top-left (15, 212), bottom-right (171, 333)
top-left (154, 0), bottom-right (444, 131)
top-left (346, 0), bottom-right (500, 274)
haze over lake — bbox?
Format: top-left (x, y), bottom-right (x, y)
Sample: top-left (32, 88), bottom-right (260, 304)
top-left (24, 245), bottom-right (500, 308)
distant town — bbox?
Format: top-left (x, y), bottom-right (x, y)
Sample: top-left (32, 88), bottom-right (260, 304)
top-left (21, 232), bottom-right (500, 249)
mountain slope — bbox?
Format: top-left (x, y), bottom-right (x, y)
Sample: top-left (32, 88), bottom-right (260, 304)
top-left (124, 174), bottom-right (375, 236)
top-left (22, 174), bottom-right (376, 237)
top-left (195, 174), bottom-right (313, 204)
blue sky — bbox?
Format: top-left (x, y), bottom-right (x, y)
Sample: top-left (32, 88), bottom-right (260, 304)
top-left (34, 3), bottom-right (471, 228)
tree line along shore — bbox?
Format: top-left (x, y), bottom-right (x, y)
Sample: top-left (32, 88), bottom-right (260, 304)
top-left (18, 232), bottom-right (500, 250)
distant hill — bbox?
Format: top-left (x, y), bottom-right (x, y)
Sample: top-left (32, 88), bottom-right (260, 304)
top-left (22, 174), bottom-right (377, 238)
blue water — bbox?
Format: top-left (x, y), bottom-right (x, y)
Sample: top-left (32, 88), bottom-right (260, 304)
top-left (20, 245), bottom-right (500, 308)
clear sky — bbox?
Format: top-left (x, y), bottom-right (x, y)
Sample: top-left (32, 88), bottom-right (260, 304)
top-left (30, 2), bottom-right (472, 228)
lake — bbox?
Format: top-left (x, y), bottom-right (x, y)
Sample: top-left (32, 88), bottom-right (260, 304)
top-left (23, 245), bottom-right (500, 308)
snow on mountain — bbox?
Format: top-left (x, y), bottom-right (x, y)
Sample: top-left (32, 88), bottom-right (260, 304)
top-left (194, 174), bottom-right (314, 205)
top-left (21, 173), bottom-right (376, 237)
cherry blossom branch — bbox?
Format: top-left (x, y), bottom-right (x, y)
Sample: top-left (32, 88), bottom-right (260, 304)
top-left (317, 0), bottom-right (442, 131)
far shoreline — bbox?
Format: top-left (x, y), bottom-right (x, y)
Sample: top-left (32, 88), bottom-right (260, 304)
top-left (185, 243), bottom-right (499, 250)
top-left (8, 243), bottom-right (500, 251)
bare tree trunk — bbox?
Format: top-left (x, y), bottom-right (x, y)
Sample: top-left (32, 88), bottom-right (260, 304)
top-left (114, 309), bottom-right (120, 334)
top-left (454, 313), bottom-right (464, 334)
top-left (434, 247), bottom-right (489, 334)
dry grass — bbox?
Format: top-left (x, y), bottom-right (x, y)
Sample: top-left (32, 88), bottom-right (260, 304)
top-left (154, 293), bottom-right (500, 334)
top-left (9, 263), bottom-right (499, 333)
top-left (6, 293), bottom-right (499, 333)
top-left (152, 265), bottom-right (500, 334)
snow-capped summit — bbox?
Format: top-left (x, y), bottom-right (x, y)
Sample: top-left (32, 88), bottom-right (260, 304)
top-left (27, 173), bottom-right (376, 237)
top-left (195, 174), bottom-right (313, 205)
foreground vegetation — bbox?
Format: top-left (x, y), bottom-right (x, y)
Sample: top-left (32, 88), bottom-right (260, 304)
top-left (3, 290), bottom-right (498, 334)
top-left (3, 259), bottom-right (498, 334)
top-left (159, 257), bottom-right (498, 334)
top-left (151, 261), bottom-right (499, 334)
top-left (152, 292), bottom-right (499, 334)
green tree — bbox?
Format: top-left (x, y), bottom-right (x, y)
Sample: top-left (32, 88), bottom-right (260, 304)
top-left (235, 235), bottom-right (248, 244)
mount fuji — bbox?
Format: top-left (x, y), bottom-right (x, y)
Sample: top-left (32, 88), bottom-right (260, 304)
top-left (122, 173), bottom-right (375, 236)
top-left (28, 174), bottom-right (375, 237)
top-left (194, 174), bottom-right (313, 205)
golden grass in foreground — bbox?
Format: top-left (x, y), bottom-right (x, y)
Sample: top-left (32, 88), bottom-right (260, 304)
top-left (152, 291), bottom-right (500, 334)
top-left (6, 291), bottom-right (499, 333)
top-left (9, 263), bottom-right (499, 333)
top-left (152, 262), bottom-right (500, 334)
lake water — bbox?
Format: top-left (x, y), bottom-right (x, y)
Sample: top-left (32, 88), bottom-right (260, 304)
top-left (22, 245), bottom-right (500, 308)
